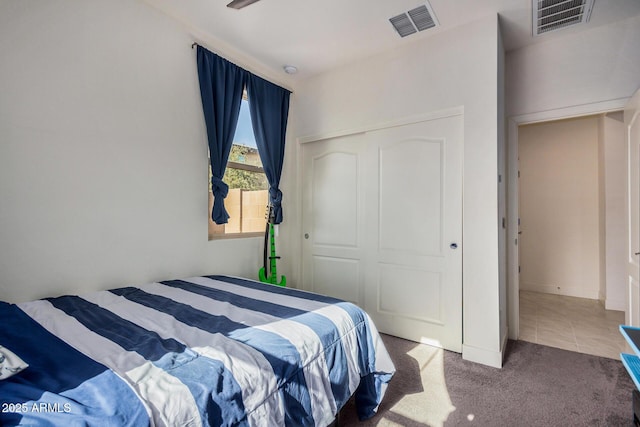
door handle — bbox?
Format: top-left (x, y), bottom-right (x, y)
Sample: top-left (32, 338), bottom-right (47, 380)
top-left (450, 243), bottom-right (458, 249)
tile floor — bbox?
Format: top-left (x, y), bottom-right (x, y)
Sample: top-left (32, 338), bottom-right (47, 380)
top-left (519, 290), bottom-right (627, 360)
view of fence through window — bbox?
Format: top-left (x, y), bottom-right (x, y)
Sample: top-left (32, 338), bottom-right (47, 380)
top-left (208, 98), bottom-right (269, 239)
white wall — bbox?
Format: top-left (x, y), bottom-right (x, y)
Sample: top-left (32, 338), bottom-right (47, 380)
top-left (506, 15), bottom-right (640, 117)
top-left (506, 14), bottom-right (640, 337)
top-left (497, 23), bottom-right (508, 355)
top-left (519, 117), bottom-right (601, 299)
top-left (286, 16), bottom-right (503, 366)
top-left (517, 114), bottom-right (627, 307)
top-left (601, 112), bottom-right (627, 310)
top-left (0, 0), bottom-right (283, 302)
top-left (597, 114), bottom-right (607, 303)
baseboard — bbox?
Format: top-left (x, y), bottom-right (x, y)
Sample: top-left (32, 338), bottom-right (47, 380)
top-left (462, 344), bottom-right (503, 368)
top-left (605, 297), bottom-right (625, 312)
top-left (519, 283), bottom-right (599, 300)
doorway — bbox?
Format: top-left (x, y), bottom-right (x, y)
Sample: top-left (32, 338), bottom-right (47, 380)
top-left (511, 112), bottom-right (627, 358)
top-left (518, 116), bottom-right (602, 301)
top-left (508, 100), bottom-right (626, 354)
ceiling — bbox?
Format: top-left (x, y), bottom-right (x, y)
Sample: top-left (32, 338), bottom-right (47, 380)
top-left (145, 0), bottom-right (640, 80)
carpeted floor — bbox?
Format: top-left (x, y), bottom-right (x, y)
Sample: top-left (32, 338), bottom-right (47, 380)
top-left (339, 335), bottom-right (635, 426)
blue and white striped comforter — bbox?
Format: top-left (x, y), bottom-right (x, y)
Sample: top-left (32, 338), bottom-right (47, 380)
top-left (0, 275), bottom-right (395, 426)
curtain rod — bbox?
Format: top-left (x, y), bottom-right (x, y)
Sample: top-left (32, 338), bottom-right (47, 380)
top-left (190, 42), bottom-right (294, 94)
top-left (191, 42), bottom-right (246, 70)
top-left (191, 42), bottom-right (250, 75)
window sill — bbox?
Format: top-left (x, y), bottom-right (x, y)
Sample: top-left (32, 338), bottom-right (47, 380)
top-left (208, 231), bottom-right (264, 241)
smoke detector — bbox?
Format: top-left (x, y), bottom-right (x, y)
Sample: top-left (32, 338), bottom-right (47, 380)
top-left (283, 65), bottom-right (298, 74)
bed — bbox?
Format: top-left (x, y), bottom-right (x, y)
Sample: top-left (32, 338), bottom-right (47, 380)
top-left (0, 275), bottom-right (395, 426)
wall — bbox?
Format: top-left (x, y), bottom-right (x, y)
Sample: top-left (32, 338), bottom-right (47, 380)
top-left (506, 13), bottom-right (640, 338)
top-left (597, 114), bottom-right (606, 303)
top-left (518, 114), bottom-right (626, 306)
top-left (601, 112), bottom-right (627, 310)
top-left (518, 116), bottom-right (601, 299)
top-left (497, 22), bottom-right (508, 355)
top-left (0, 0), bottom-right (281, 302)
top-left (286, 16), bottom-right (503, 366)
top-left (506, 15), bottom-right (640, 117)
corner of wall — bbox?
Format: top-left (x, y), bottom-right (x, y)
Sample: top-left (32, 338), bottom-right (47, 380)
top-left (462, 343), bottom-right (503, 368)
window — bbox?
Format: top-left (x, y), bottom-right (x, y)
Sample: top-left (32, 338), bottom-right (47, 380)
top-left (208, 96), bottom-right (269, 239)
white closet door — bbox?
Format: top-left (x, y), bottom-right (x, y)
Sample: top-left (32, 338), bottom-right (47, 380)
top-left (301, 112), bottom-right (463, 352)
top-left (363, 115), bottom-right (463, 352)
top-left (301, 133), bottom-right (366, 305)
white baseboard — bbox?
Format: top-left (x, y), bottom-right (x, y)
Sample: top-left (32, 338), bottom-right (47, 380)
top-left (605, 297), bottom-right (625, 312)
top-left (462, 344), bottom-right (503, 368)
top-left (519, 283), bottom-right (599, 300)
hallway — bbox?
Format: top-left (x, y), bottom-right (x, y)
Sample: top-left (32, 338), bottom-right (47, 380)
top-left (519, 290), bottom-right (626, 360)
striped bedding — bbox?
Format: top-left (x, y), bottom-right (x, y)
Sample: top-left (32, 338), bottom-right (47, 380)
top-left (0, 275), bottom-right (395, 426)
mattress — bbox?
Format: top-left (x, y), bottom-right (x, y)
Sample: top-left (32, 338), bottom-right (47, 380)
top-left (0, 275), bottom-right (395, 426)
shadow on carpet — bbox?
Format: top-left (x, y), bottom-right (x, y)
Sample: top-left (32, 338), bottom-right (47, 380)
top-left (339, 336), bottom-right (634, 426)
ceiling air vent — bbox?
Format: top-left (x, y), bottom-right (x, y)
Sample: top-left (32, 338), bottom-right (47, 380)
top-left (532, 0), bottom-right (595, 36)
top-left (390, 3), bottom-right (439, 38)
top-left (390, 13), bottom-right (417, 38)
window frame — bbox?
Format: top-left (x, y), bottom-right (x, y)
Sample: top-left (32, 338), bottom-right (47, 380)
top-left (208, 94), bottom-right (268, 241)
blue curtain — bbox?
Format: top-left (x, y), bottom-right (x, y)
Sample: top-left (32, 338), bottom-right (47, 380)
top-left (246, 74), bottom-right (291, 224)
top-left (196, 46), bottom-right (247, 224)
